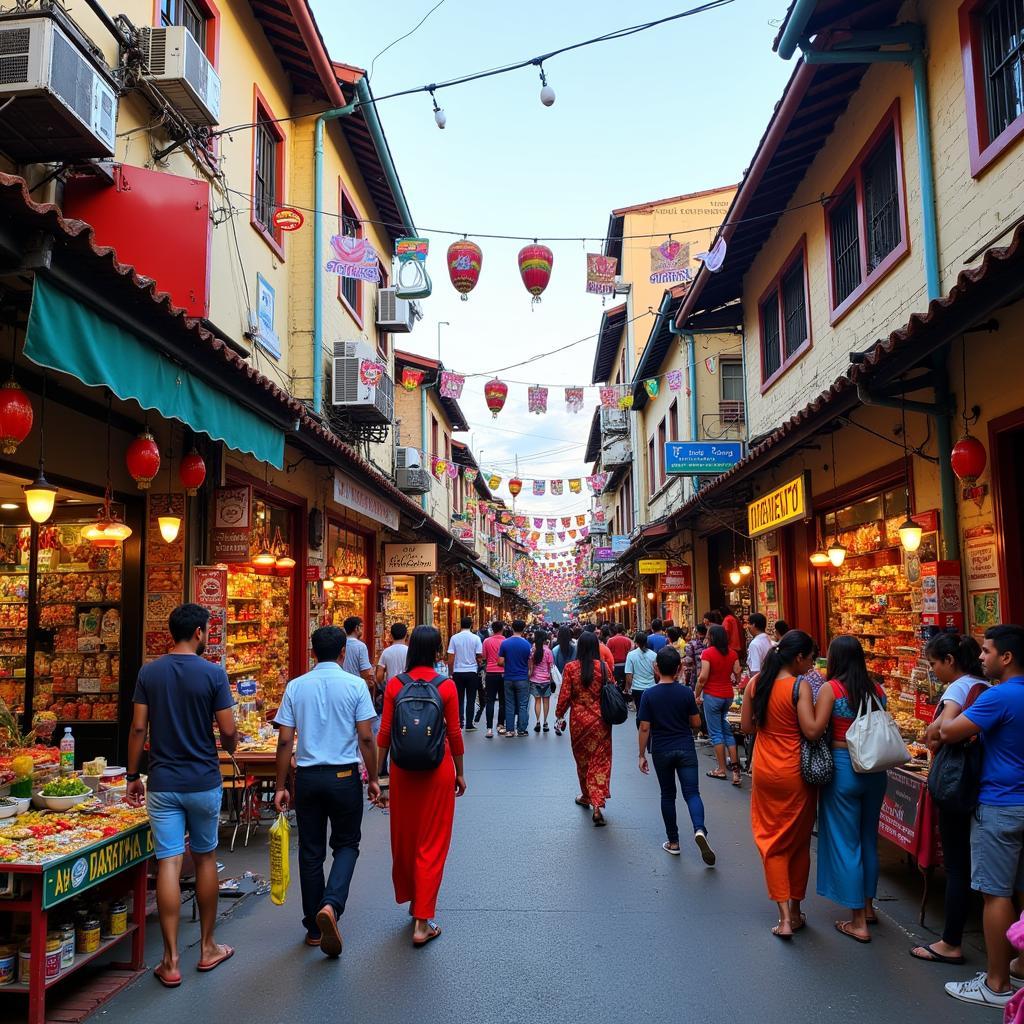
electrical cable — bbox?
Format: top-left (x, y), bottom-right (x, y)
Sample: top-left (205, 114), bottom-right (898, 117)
top-left (368, 0), bottom-right (448, 82)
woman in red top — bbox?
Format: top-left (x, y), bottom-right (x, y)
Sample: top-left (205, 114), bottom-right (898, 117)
top-left (555, 631), bottom-right (613, 826)
top-left (377, 625), bottom-right (465, 947)
top-left (695, 624), bottom-right (742, 785)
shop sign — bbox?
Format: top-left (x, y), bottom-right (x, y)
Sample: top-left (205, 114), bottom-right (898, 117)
top-left (747, 473), bottom-right (810, 538)
top-left (383, 543), bottom-right (437, 574)
top-left (611, 534), bottom-right (629, 554)
top-left (304, 565), bottom-right (322, 582)
top-left (192, 566), bottom-right (227, 666)
top-left (877, 769), bottom-right (923, 855)
top-left (334, 471), bottom-right (400, 531)
top-left (594, 547), bottom-right (616, 563)
top-left (920, 561), bottom-right (963, 615)
top-left (211, 486), bottom-right (252, 564)
top-left (965, 530), bottom-right (998, 590)
top-left (661, 564), bottom-right (692, 592)
top-left (637, 558), bottom-right (667, 575)
top-left (665, 441), bottom-right (743, 475)
top-left (43, 824), bottom-right (153, 909)
top-left (237, 680), bottom-right (258, 697)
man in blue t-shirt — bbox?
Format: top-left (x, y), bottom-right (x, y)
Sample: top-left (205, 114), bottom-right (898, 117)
top-left (647, 619), bottom-right (669, 654)
top-left (941, 624), bottom-right (1024, 1009)
top-left (637, 646), bottom-right (715, 866)
top-left (127, 603), bottom-right (238, 986)
top-left (498, 620), bottom-right (533, 736)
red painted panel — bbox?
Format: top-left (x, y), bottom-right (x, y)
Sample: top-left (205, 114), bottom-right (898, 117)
top-left (63, 164), bottom-right (211, 318)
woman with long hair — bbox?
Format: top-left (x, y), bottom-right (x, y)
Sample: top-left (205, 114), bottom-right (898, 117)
top-left (625, 631), bottom-right (657, 717)
top-left (377, 625), bottom-right (465, 947)
top-left (696, 624), bottom-right (743, 786)
top-left (529, 628), bottom-right (556, 733)
top-left (555, 631), bottom-right (613, 826)
top-left (910, 634), bottom-right (987, 964)
top-left (552, 627), bottom-right (576, 737)
top-left (810, 635), bottom-right (890, 943)
top-left (740, 629), bottom-right (818, 938)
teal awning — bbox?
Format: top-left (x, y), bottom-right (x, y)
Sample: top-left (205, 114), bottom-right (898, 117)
top-left (25, 278), bottom-right (285, 468)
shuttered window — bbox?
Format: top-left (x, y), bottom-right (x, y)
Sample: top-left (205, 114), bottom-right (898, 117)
top-left (253, 120), bottom-right (277, 231)
top-left (782, 253), bottom-right (809, 358)
top-left (759, 241), bottom-right (810, 390)
top-left (828, 188), bottom-right (861, 306)
top-left (982, 0), bottom-right (1024, 142)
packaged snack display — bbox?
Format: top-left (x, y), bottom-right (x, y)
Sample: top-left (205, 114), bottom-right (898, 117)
top-left (225, 569), bottom-right (291, 710)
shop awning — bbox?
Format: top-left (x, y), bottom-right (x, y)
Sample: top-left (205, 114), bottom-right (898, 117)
top-left (472, 565), bottom-right (502, 598)
top-left (25, 278), bottom-right (285, 468)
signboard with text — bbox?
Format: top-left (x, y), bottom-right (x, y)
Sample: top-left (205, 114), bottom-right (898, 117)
top-left (747, 473), bottom-right (811, 538)
top-left (211, 485), bottom-right (252, 563)
top-left (382, 543), bottom-right (437, 574)
top-left (661, 564), bottom-right (692, 592)
top-left (665, 441), bottom-right (743, 476)
top-left (334, 471), bottom-right (400, 531)
top-left (43, 825), bottom-right (154, 909)
top-left (611, 534), bottom-right (630, 554)
top-left (192, 566), bottom-right (228, 667)
top-left (637, 558), bottom-right (667, 576)
top-left (594, 547), bottom-right (616, 563)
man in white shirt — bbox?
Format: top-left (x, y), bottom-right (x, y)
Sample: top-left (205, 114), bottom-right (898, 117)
top-left (448, 615), bottom-right (484, 731)
top-left (745, 612), bottom-right (774, 674)
top-left (342, 616), bottom-right (373, 695)
top-left (376, 622), bottom-right (410, 687)
top-left (274, 626), bottom-right (379, 959)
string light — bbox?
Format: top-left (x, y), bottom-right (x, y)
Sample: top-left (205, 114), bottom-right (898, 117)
top-left (537, 61), bottom-right (555, 106)
top-left (430, 89), bottom-right (446, 129)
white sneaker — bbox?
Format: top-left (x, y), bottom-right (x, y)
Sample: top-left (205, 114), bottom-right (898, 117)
top-left (944, 973), bottom-right (1013, 1008)
top-left (694, 830), bottom-right (716, 866)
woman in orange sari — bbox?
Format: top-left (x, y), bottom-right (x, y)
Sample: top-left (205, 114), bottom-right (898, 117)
top-left (555, 631), bottom-right (613, 826)
top-left (740, 629), bottom-right (818, 938)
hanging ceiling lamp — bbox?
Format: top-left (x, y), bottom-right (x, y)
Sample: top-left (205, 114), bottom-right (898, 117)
top-left (825, 429), bottom-right (846, 567)
top-left (809, 541), bottom-right (831, 568)
top-left (728, 569), bottom-right (742, 585)
top-left (84, 395), bottom-right (132, 545)
top-left (738, 560), bottom-right (752, 576)
top-left (23, 369), bottom-right (56, 524)
top-left (157, 429), bottom-right (181, 544)
top-left (322, 578), bottom-right (335, 590)
top-left (897, 396), bottom-right (922, 553)
top-left (252, 547), bottom-right (277, 567)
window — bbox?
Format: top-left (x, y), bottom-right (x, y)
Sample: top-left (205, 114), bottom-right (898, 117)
top-left (669, 400), bottom-right (679, 442)
top-left (648, 438), bottom-right (656, 494)
top-left (375, 264), bottom-right (390, 359)
top-left (161, 0), bottom-right (206, 48)
top-left (961, 0), bottom-right (1024, 174)
top-left (721, 360), bottom-right (744, 403)
top-left (824, 102), bottom-right (908, 321)
top-left (339, 187), bottom-right (362, 322)
top-left (431, 415), bottom-right (439, 460)
top-left (759, 239), bottom-right (810, 390)
top-left (251, 87), bottom-right (284, 257)
top-left (657, 419), bottom-right (667, 488)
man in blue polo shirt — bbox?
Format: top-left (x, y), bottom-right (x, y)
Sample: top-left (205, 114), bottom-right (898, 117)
top-left (498, 620), bottom-right (532, 737)
top-left (941, 624), bottom-right (1024, 1009)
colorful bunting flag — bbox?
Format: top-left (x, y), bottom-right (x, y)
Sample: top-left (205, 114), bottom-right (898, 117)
top-left (528, 386), bottom-right (549, 414)
top-left (534, 517), bottom-right (543, 528)
top-left (599, 386), bottom-right (618, 409)
top-left (667, 369), bottom-right (683, 392)
top-left (576, 515), bottom-right (586, 526)
top-left (439, 371), bottom-right (465, 399)
top-left (545, 533), bottom-right (555, 544)
top-left (644, 378), bottom-right (660, 398)
top-left (618, 392), bottom-right (634, 410)
top-left (400, 367), bottom-right (425, 391)
top-left (565, 387), bottom-right (585, 413)
top-left (551, 479), bottom-right (563, 495)
top-left (445, 462), bottom-right (459, 479)
top-left (533, 480), bottom-right (546, 496)
top-left (464, 468), bottom-right (478, 485)
top-left (547, 518), bottom-right (556, 529)
top-left (433, 458), bottom-right (447, 478)
top-left (557, 532), bottom-right (565, 542)
top-left (568, 529), bottom-right (577, 539)
top-left (561, 517), bottom-right (571, 528)
top-left (569, 478), bottom-right (582, 494)
top-left (587, 473), bottom-right (609, 494)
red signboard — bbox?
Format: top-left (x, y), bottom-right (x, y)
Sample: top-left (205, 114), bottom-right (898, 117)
top-left (304, 565), bottom-right (321, 582)
top-left (211, 485), bottom-right (252, 564)
top-left (192, 566), bottom-right (228, 667)
top-left (661, 564), bottom-right (692, 592)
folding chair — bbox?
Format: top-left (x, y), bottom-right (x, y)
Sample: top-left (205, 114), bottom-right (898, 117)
top-left (220, 754), bottom-right (258, 852)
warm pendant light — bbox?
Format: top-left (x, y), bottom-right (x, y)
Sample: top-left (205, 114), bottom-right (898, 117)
top-left (809, 547), bottom-right (831, 567)
top-left (276, 553), bottom-right (297, 569)
top-left (827, 540), bottom-right (847, 567)
top-left (82, 488), bottom-right (133, 547)
top-left (738, 561), bottom-right (752, 576)
top-left (728, 569), bottom-right (742, 585)
top-left (322, 578), bottom-right (335, 590)
top-left (158, 515), bottom-right (181, 543)
top-left (898, 517), bottom-right (923, 552)
top-left (24, 371), bottom-right (57, 523)
top-left (252, 548), bottom-right (276, 567)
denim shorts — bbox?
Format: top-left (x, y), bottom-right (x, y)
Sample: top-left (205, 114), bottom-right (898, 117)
top-left (147, 787), bottom-right (223, 860)
top-left (530, 683), bottom-right (553, 698)
top-left (971, 802), bottom-right (1024, 897)
top-left (702, 694), bottom-right (735, 748)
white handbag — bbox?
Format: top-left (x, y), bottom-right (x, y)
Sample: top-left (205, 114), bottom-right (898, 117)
top-left (845, 692), bottom-right (910, 773)
top-left (550, 663), bottom-right (562, 687)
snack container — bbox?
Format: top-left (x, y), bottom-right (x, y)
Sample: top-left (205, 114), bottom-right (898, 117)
top-left (0, 944), bottom-right (15, 986)
top-left (107, 900), bottom-right (127, 936)
top-left (44, 933), bottom-right (61, 979)
top-left (77, 919), bottom-right (100, 954)
top-left (17, 944), bottom-right (30, 984)
top-left (60, 924), bottom-right (75, 969)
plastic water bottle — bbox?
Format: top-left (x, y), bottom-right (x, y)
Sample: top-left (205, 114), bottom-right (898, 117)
top-left (59, 727), bottom-right (75, 774)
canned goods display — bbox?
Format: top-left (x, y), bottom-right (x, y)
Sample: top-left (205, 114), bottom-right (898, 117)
top-left (60, 925), bottom-right (75, 969)
top-left (108, 901), bottom-right (128, 937)
top-left (76, 919), bottom-right (100, 955)
top-left (17, 945), bottom-right (30, 985)
top-left (44, 933), bottom-right (61, 980)
top-left (0, 944), bottom-right (15, 987)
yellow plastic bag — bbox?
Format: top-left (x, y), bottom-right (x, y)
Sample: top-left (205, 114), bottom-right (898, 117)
top-left (269, 812), bottom-right (290, 906)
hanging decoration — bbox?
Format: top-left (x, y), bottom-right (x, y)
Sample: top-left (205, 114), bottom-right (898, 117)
top-left (327, 236), bottom-right (381, 282)
top-left (439, 371), bottom-right (465, 399)
top-left (548, 518), bottom-right (557, 529)
top-left (599, 386), bottom-right (619, 409)
top-left (531, 480), bottom-right (545, 496)
top-left (484, 378), bottom-right (508, 418)
top-left (587, 473), bottom-right (609, 494)
top-left (545, 533), bottom-right (555, 544)
top-left (576, 515), bottom-right (586, 526)
top-left (447, 239), bottom-right (483, 300)
top-left (445, 462), bottom-right (459, 480)
top-left (649, 239), bottom-right (691, 285)
top-left (126, 429), bottom-right (161, 490)
top-left (395, 237), bottom-right (432, 300)
top-left (569, 478), bottom-right (582, 494)
top-left (400, 367), bottom-right (425, 391)
top-left (551, 479), bottom-right (563, 495)
top-left (0, 378), bottom-right (33, 456)
top-left (667, 369), bottom-right (683, 392)
top-left (508, 477), bottom-right (523, 497)
top-left (561, 517), bottom-right (571, 527)
top-left (618, 392), bottom-right (634, 410)
top-left (705, 356), bottom-right (718, 374)
top-left (528, 386), bottom-right (548, 414)
top-left (464, 468), bottom-right (478, 485)
top-left (517, 243), bottom-right (554, 305)
top-left (564, 387), bottom-right (584, 413)
top-left (695, 236), bottom-right (727, 273)
top-left (534, 517), bottom-right (543, 528)
top-left (644, 379), bottom-right (660, 399)
top-left (585, 253), bottom-right (618, 296)
top-left (951, 435), bottom-right (986, 484)
top-left (359, 359), bottom-right (386, 387)
top-left (432, 458), bottom-right (448, 478)
top-left (178, 447), bottom-right (206, 496)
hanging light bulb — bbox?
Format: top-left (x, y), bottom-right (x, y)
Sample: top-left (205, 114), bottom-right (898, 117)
top-left (276, 553), bottom-right (296, 569)
top-left (809, 547), bottom-right (831, 567)
top-left (738, 561), bottom-right (752, 576)
top-left (430, 89), bottom-right (446, 129)
top-left (252, 547), bottom-right (276, 567)
top-left (24, 470), bottom-right (57, 524)
top-left (898, 516), bottom-right (923, 552)
top-left (538, 62), bottom-right (555, 106)
top-left (322, 578), bottom-right (335, 590)
top-left (158, 515), bottom-right (181, 544)
top-left (82, 488), bottom-right (132, 547)
top-left (728, 569), bottom-right (742, 586)
top-left (827, 539), bottom-right (847, 567)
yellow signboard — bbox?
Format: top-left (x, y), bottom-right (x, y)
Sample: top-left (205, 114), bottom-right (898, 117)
top-left (637, 558), bottom-right (668, 575)
top-left (747, 473), bottom-right (811, 538)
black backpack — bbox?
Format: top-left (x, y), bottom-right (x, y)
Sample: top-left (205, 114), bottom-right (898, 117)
top-left (390, 672), bottom-right (447, 771)
top-left (599, 663), bottom-right (628, 726)
top-left (927, 682), bottom-right (987, 814)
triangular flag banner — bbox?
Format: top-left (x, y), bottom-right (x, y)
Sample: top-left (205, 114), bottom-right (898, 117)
top-left (534, 517), bottom-right (543, 528)
top-left (568, 529), bottom-right (577, 539)
top-left (569, 478), bottom-right (582, 493)
top-left (551, 479), bottom-right (563, 495)
top-left (618, 392), bottom-right (633, 410)
top-left (644, 378), bottom-right (660, 398)
top-left (576, 515), bottom-right (586, 526)
top-left (533, 480), bottom-right (546, 496)
top-left (401, 367), bottom-right (425, 391)
top-left (705, 356), bottom-right (717, 374)
top-left (667, 369), bottom-right (683, 392)
top-left (587, 473), bottom-right (609, 494)
top-left (599, 386), bottom-right (618, 409)
top-left (547, 518), bottom-right (556, 529)
top-left (515, 516), bottom-right (527, 528)
top-left (565, 387), bottom-right (584, 413)
top-left (581, 526), bottom-right (590, 537)
top-left (528, 386), bottom-right (549, 414)
top-left (594, 509), bottom-right (605, 523)
top-left (557, 532), bottom-right (565, 542)
top-left (489, 474), bottom-right (502, 490)
top-left (439, 371), bottom-right (465, 399)
top-left (530, 531), bottom-right (540, 541)
top-left (545, 533), bottom-right (555, 544)
top-left (561, 517), bottom-right (571, 528)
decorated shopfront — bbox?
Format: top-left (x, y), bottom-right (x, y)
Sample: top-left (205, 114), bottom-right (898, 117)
top-left (319, 521), bottom-right (374, 640)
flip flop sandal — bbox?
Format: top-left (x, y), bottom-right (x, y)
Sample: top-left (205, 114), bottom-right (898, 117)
top-left (835, 921), bottom-right (870, 944)
top-left (154, 966), bottom-right (182, 988)
top-left (909, 943), bottom-right (965, 965)
top-left (790, 913), bottom-right (807, 932)
top-left (592, 812), bottom-right (607, 827)
top-left (706, 770), bottom-right (727, 780)
top-left (413, 922), bottom-right (442, 948)
top-left (197, 945), bottom-right (235, 972)
top-left (771, 925), bottom-right (793, 941)
top-left (662, 842), bottom-right (681, 855)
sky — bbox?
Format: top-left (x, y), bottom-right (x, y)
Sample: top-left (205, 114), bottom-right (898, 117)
top-left (312, 0), bottom-right (796, 554)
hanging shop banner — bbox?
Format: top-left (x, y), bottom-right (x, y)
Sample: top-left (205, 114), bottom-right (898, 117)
top-left (42, 824), bottom-right (154, 909)
top-left (611, 534), bottom-right (630, 554)
top-left (586, 253), bottom-right (618, 295)
top-left (191, 566), bottom-right (228, 667)
top-left (661, 564), bottom-right (692, 593)
top-left (211, 485), bottom-right (252, 564)
top-left (665, 441), bottom-right (743, 476)
top-left (747, 473), bottom-right (811, 538)
top-left (334, 471), bottom-right (400, 531)
top-left (382, 543), bottom-right (437, 574)
top-left (326, 236), bottom-right (381, 282)
top-left (594, 547), bottom-right (617, 563)
top-left (637, 558), bottom-right (668, 576)
top-left (650, 239), bottom-right (691, 285)
top-left (272, 207), bottom-right (304, 232)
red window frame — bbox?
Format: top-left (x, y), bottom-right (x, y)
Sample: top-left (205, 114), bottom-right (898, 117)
top-left (338, 182), bottom-right (364, 326)
top-left (758, 236), bottom-right (812, 393)
top-left (250, 85), bottom-right (285, 259)
top-left (430, 415), bottom-right (439, 461)
top-left (823, 101), bottom-right (909, 325)
top-left (657, 419), bottom-right (667, 487)
top-left (960, 0), bottom-right (1024, 177)
top-left (153, 0), bottom-right (220, 66)
top-left (669, 399), bottom-right (679, 442)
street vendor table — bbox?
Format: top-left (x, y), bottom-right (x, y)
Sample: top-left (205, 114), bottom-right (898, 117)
top-left (0, 821), bottom-right (152, 1024)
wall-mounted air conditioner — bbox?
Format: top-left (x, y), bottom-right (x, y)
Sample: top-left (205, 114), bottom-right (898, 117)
top-left (719, 400), bottom-right (745, 424)
top-left (331, 340), bottom-right (394, 424)
top-left (0, 13), bottom-right (117, 161)
top-left (395, 446), bottom-right (430, 494)
top-left (376, 288), bottom-right (414, 333)
top-left (140, 26), bottom-right (221, 126)
top-left (599, 406), bottom-right (629, 436)
top-left (602, 438), bottom-right (631, 468)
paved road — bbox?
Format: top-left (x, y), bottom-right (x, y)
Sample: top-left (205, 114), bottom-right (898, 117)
top-left (100, 721), bottom-right (984, 1024)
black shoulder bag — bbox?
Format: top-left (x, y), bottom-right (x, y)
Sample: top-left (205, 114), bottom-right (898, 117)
top-left (600, 662), bottom-right (629, 726)
top-left (792, 678), bottom-right (833, 786)
top-left (928, 683), bottom-right (986, 814)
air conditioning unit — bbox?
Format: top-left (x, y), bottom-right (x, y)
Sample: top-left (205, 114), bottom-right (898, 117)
top-left (395, 446), bottom-right (430, 494)
top-left (376, 288), bottom-right (414, 333)
top-left (0, 13), bottom-right (117, 162)
top-left (719, 400), bottom-right (745, 424)
top-left (602, 438), bottom-right (631, 468)
top-left (140, 26), bottom-right (221, 126)
top-left (600, 406), bottom-right (629, 436)
top-left (331, 340), bottom-right (394, 424)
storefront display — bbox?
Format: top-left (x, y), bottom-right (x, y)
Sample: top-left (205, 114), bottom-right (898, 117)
top-left (225, 569), bottom-right (291, 709)
top-left (319, 524), bottom-right (372, 653)
top-left (0, 523), bottom-right (28, 716)
top-left (382, 575), bottom-right (417, 633)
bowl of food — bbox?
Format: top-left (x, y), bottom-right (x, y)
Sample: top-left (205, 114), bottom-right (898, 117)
top-left (37, 777), bottom-right (92, 811)
top-left (0, 797), bottom-right (17, 819)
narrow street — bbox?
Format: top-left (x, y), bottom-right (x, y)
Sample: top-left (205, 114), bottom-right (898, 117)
top-left (101, 725), bottom-right (978, 1024)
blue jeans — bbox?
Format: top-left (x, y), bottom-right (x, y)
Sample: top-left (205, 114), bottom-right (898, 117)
top-left (294, 764), bottom-right (364, 937)
top-left (702, 694), bottom-right (735, 751)
top-left (147, 787), bottom-right (223, 859)
top-left (504, 679), bottom-right (530, 733)
top-left (652, 749), bottom-right (706, 842)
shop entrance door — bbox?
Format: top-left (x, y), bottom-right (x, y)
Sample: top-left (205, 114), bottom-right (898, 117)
top-left (990, 409), bottom-right (1024, 623)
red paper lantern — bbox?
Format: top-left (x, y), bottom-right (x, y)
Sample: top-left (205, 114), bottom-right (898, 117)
top-left (126, 429), bottom-right (161, 490)
top-left (951, 433), bottom-right (987, 484)
top-left (178, 448), bottom-right (207, 495)
top-left (517, 243), bottom-right (553, 304)
top-left (447, 239), bottom-right (483, 301)
top-left (0, 379), bottom-right (33, 455)
top-left (508, 478), bottom-right (523, 497)
top-left (484, 378), bottom-right (508, 419)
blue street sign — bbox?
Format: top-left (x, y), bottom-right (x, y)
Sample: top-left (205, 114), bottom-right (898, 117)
top-left (611, 534), bottom-right (630, 553)
top-left (665, 441), bottom-right (743, 475)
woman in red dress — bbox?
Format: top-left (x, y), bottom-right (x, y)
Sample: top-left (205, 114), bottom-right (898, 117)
top-left (377, 625), bottom-right (466, 946)
top-left (555, 631), bottom-right (613, 826)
